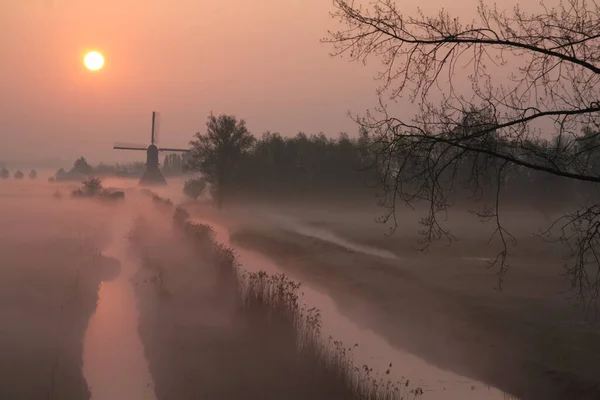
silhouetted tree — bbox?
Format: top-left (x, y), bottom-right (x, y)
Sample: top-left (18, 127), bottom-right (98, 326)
top-left (230, 131), bottom-right (373, 200)
top-left (188, 114), bottom-right (255, 208)
top-left (327, 0), bottom-right (600, 305)
top-left (72, 177), bottom-right (103, 197)
top-left (14, 170), bottom-right (24, 180)
top-left (0, 168), bottom-right (9, 179)
top-left (72, 157), bottom-right (93, 175)
top-left (183, 178), bottom-right (207, 201)
top-left (29, 169), bottom-right (37, 179)
top-left (163, 154), bottom-right (184, 176)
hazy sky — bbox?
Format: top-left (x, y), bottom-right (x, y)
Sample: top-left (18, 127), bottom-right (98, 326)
top-left (0, 0), bottom-right (521, 165)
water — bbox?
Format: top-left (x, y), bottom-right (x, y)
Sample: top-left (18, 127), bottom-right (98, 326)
top-left (191, 217), bottom-right (518, 400)
top-left (265, 212), bottom-right (400, 260)
top-left (82, 199), bottom-right (157, 400)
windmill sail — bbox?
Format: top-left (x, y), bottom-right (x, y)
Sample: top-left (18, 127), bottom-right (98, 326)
top-left (159, 147), bottom-right (190, 152)
top-left (113, 142), bottom-right (147, 150)
top-left (152, 111), bottom-right (161, 145)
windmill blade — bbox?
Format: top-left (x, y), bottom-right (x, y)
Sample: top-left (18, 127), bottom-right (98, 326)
top-left (158, 147), bottom-right (190, 152)
top-left (152, 111), bottom-right (161, 145)
top-left (113, 141), bottom-right (147, 150)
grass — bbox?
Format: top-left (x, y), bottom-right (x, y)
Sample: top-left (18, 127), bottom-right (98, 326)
top-left (133, 191), bottom-right (419, 400)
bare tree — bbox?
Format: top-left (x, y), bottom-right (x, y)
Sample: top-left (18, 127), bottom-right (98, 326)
top-left (325, 0), bottom-right (600, 308)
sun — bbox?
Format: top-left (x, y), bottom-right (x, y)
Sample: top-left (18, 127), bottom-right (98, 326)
top-left (84, 51), bottom-right (105, 71)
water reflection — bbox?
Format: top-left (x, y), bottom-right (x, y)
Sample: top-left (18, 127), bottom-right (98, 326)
top-left (192, 217), bottom-right (518, 400)
top-left (82, 204), bottom-right (157, 400)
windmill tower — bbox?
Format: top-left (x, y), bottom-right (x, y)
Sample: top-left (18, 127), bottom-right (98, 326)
top-left (114, 112), bottom-right (190, 185)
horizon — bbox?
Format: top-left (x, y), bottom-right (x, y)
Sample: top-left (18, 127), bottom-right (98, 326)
top-left (0, 0), bottom-right (503, 165)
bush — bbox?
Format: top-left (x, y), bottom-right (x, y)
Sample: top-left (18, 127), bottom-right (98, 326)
top-left (72, 177), bottom-right (103, 197)
top-left (183, 178), bottom-right (207, 201)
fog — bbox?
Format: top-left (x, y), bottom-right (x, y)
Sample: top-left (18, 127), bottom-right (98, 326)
top-left (2, 174), bottom-right (599, 400)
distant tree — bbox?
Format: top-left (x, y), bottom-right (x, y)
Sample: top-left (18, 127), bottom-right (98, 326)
top-left (94, 163), bottom-right (117, 175)
top-left (14, 170), bottom-right (24, 180)
top-left (183, 178), bottom-right (207, 201)
top-left (0, 168), bottom-right (9, 179)
top-left (163, 154), bottom-right (184, 176)
top-left (55, 168), bottom-right (66, 177)
top-left (29, 169), bottom-right (37, 179)
top-left (82, 177), bottom-right (102, 195)
top-left (72, 176), bottom-right (103, 197)
top-left (188, 114), bottom-right (255, 208)
top-left (72, 157), bottom-right (93, 175)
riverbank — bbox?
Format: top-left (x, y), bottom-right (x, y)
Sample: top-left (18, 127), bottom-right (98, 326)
top-left (127, 198), bottom-right (411, 400)
top-left (0, 237), bottom-right (119, 399)
top-left (0, 181), bottom-right (127, 399)
top-left (182, 200), bottom-right (600, 400)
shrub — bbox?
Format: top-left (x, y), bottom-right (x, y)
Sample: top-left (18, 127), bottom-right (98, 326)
top-left (183, 178), bottom-right (207, 201)
top-left (72, 177), bottom-right (103, 197)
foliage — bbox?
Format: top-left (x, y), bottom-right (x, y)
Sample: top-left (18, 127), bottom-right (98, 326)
top-left (71, 177), bottom-right (125, 200)
top-left (162, 154), bottom-right (187, 176)
top-left (231, 130), bottom-right (376, 200)
top-left (182, 178), bottom-right (207, 200)
top-left (72, 177), bottom-right (102, 197)
top-left (82, 176), bottom-right (102, 195)
top-left (72, 157), bottom-right (93, 176)
top-left (28, 169), bottom-right (37, 179)
top-left (188, 113), bottom-right (255, 208)
top-left (327, 0), bottom-right (600, 307)
top-left (0, 168), bottom-right (8, 179)
top-left (13, 170), bottom-right (24, 180)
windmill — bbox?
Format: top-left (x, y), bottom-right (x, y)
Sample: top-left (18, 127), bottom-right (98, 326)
top-left (113, 112), bottom-right (190, 185)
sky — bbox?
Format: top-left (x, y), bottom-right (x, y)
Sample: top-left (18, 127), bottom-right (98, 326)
top-left (0, 0), bottom-right (527, 166)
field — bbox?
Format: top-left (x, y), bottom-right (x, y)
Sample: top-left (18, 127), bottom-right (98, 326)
top-left (0, 181), bottom-right (120, 399)
top-left (0, 179), bottom-right (411, 400)
top-left (185, 198), bottom-right (600, 400)
top-left (126, 198), bottom-right (414, 400)
top-left (3, 177), bottom-right (600, 400)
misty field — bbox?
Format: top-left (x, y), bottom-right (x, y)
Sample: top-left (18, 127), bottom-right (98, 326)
top-left (185, 199), bottom-right (600, 400)
top-left (4, 177), bottom-right (600, 400)
top-left (0, 180), bottom-right (413, 400)
top-left (126, 195), bottom-right (412, 400)
top-left (0, 182), bottom-right (119, 399)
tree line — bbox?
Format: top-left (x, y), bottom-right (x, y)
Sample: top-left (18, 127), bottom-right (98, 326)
top-left (183, 111), bottom-right (597, 211)
top-left (184, 114), bottom-right (378, 206)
